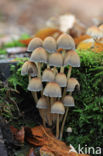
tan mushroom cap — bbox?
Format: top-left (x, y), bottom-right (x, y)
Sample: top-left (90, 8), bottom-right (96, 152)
top-left (57, 33), bottom-right (75, 50)
top-left (64, 50), bottom-right (80, 67)
top-left (42, 69), bottom-right (55, 82)
top-left (36, 97), bottom-right (48, 109)
top-left (27, 37), bottom-right (43, 52)
top-left (86, 26), bottom-right (103, 39)
top-left (51, 101), bottom-right (65, 114)
top-left (55, 73), bottom-right (67, 87)
top-left (66, 127), bottom-right (72, 133)
top-left (63, 95), bottom-right (75, 107)
top-left (43, 36), bottom-right (57, 53)
top-left (43, 82), bottom-right (61, 97)
top-left (49, 52), bottom-right (63, 67)
top-left (21, 61), bottom-right (37, 77)
top-left (30, 47), bottom-right (48, 63)
top-left (67, 78), bottom-right (80, 92)
top-left (27, 77), bottom-right (43, 92)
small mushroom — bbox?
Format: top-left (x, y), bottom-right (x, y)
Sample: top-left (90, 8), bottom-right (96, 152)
top-left (51, 101), bottom-right (65, 138)
top-left (27, 37), bottom-right (43, 52)
top-left (27, 77), bottom-right (43, 103)
top-left (21, 61), bottom-right (37, 77)
top-left (30, 47), bottom-right (48, 78)
top-left (42, 68), bottom-right (55, 82)
top-left (55, 73), bottom-right (67, 87)
top-left (67, 78), bottom-right (80, 92)
top-left (36, 97), bottom-right (48, 127)
top-left (43, 36), bottom-right (57, 53)
top-left (49, 52), bottom-right (63, 67)
top-left (66, 127), bottom-right (72, 133)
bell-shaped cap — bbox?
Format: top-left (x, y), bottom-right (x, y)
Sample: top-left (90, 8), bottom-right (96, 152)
top-left (51, 101), bottom-right (65, 114)
top-left (64, 50), bottom-right (80, 67)
top-left (86, 26), bottom-right (103, 39)
top-left (42, 69), bottom-right (55, 82)
top-left (67, 78), bottom-right (80, 92)
top-left (43, 36), bottom-right (57, 53)
top-left (27, 37), bottom-right (43, 52)
top-left (21, 61), bottom-right (37, 77)
top-left (63, 95), bottom-right (75, 107)
top-left (43, 82), bottom-right (61, 97)
top-left (49, 52), bottom-right (63, 67)
top-left (27, 77), bottom-right (43, 92)
top-left (55, 73), bottom-right (67, 87)
top-left (36, 97), bottom-right (48, 109)
top-left (30, 47), bottom-right (48, 63)
top-left (57, 33), bottom-right (75, 50)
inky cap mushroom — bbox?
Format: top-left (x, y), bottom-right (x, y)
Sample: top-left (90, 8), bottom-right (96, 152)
top-left (27, 77), bottom-right (43, 92)
top-left (51, 101), bottom-right (65, 114)
top-left (63, 95), bottom-right (75, 107)
top-left (67, 78), bottom-right (80, 92)
top-left (42, 69), bottom-right (55, 82)
top-left (57, 33), bottom-right (75, 50)
top-left (36, 97), bottom-right (48, 109)
top-left (49, 52), bottom-right (63, 67)
top-left (55, 73), bottom-right (67, 87)
top-left (64, 50), bottom-right (80, 67)
top-left (43, 36), bottom-right (57, 53)
top-left (43, 82), bottom-right (61, 97)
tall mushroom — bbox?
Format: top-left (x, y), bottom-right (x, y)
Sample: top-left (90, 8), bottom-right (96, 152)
top-left (27, 77), bottom-right (43, 103)
top-left (51, 101), bottom-right (65, 138)
top-left (43, 82), bottom-right (62, 126)
top-left (30, 47), bottom-right (48, 78)
top-left (60, 94), bottom-right (75, 139)
top-left (42, 68), bottom-right (55, 82)
top-left (36, 97), bottom-right (48, 127)
top-left (27, 37), bottom-right (43, 52)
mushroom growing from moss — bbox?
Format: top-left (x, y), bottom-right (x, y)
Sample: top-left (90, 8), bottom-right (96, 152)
top-left (30, 47), bottom-right (48, 78)
top-left (27, 37), bottom-right (43, 52)
top-left (67, 78), bottom-right (80, 92)
top-left (51, 101), bottom-right (65, 138)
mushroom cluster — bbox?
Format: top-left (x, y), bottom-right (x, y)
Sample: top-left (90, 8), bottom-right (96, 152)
top-left (21, 33), bottom-right (80, 139)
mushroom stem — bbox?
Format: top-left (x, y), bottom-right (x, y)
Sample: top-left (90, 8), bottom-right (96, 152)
top-left (56, 114), bottom-right (60, 138)
top-left (60, 107), bottom-right (69, 140)
top-left (60, 50), bottom-right (65, 73)
top-left (29, 75), bottom-right (38, 103)
top-left (37, 62), bottom-right (41, 78)
top-left (60, 92), bottom-right (72, 140)
top-left (62, 66), bottom-right (72, 99)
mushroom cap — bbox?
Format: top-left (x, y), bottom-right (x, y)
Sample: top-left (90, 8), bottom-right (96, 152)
top-left (67, 78), bottom-right (80, 92)
top-left (30, 47), bottom-right (48, 63)
top-left (64, 50), bottom-right (80, 67)
top-left (57, 33), bottom-right (75, 50)
top-left (86, 26), bottom-right (103, 39)
top-left (63, 95), bottom-right (75, 107)
top-left (21, 61), bottom-right (37, 77)
top-left (49, 52), bottom-right (63, 67)
top-left (51, 101), bottom-right (65, 114)
top-left (66, 127), bottom-right (72, 133)
top-left (43, 36), bottom-right (57, 53)
top-left (42, 69), bottom-right (55, 82)
top-left (27, 77), bottom-right (43, 92)
top-left (55, 73), bottom-right (67, 87)
top-left (43, 82), bottom-right (61, 97)
top-left (27, 37), bottom-right (43, 52)
top-left (36, 97), bottom-right (48, 109)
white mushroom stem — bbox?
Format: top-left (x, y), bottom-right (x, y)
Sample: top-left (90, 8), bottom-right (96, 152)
top-left (28, 75), bottom-right (38, 103)
top-left (60, 50), bottom-right (66, 73)
top-left (62, 66), bottom-right (72, 99)
top-left (60, 92), bottom-right (72, 140)
top-left (56, 114), bottom-right (60, 138)
top-left (37, 62), bottom-right (41, 78)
